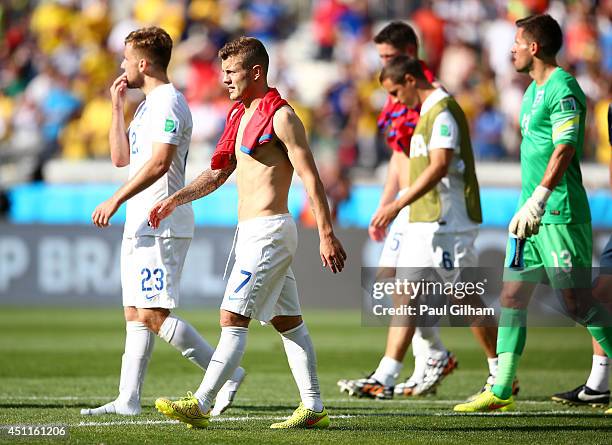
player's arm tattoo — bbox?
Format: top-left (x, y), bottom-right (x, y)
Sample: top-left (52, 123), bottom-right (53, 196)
top-left (173, 157), bottom-right (236, 205)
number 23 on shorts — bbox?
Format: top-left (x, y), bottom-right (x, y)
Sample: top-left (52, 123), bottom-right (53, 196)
top-left (141, 267), bottom-right (165, 292)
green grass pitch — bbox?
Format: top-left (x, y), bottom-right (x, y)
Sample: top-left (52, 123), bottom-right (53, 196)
top-left (0, 308), bottom-right (610, 444)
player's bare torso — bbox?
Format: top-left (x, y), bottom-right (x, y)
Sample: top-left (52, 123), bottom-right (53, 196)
top-left (234, 105), bottom-right (293, 221)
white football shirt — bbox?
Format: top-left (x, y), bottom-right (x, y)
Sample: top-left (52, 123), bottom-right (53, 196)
top-left (124, 83), bottom-right (194, 238)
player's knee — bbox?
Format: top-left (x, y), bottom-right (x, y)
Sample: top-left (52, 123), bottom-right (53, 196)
top-left (138, 317), bottom-right (156, 332)
top-left (137, 308), bottom-right (170, 333)
top-left (271, 315), bottom-right (303, 333)
top-left (220, 310), bottom-right (250, 328)
top-left (499, 289), bottom-right (527, 309)
top-left (124, 306), bottom-right (138, 322)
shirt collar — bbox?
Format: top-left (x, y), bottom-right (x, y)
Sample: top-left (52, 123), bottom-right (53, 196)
top-left (420, 88), bottom-right (450, 115)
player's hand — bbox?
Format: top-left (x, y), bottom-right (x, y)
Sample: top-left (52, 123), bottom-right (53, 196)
top-left (92, 198), bottom-right (120, 228)
top-left (110, 74), bottom-right (128, 109)
top-left (148, 197), bottom-right (178, 229)
top-left (320, 233), bottom-right (347, 274)
top-left (508, 185), bottom-right (551, 239)
top-left (370, 203), bottom-right (400, 231)
top-left (368, 224), bottom-right (386, 242)
top-left (508, 210), bottom-right (540, 239)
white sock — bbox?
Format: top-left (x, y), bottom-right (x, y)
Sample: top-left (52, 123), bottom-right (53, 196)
top-left (372, 356), bottom-right (403, 388)
top-left (194, 326), bottom-right (248, 413)
top-left (211, 366), bottom-right (246, 416)
top-left (81, 401), bottom-right (124, 415)
top-left (117, 321), bottom-right (155, 407)
top-left (158, 314), bottom-right (245, 383)
top-left (158, 315), bottom-right (215, 370)
top-left (81, 321), bottom-right (154, 416)
top-left (586, 354), bottom-right (610, 392)
top-left (413, 326), bottom-right (446, 359)
top-left (408, 355), bottom-right (427, 383)
top-left (487, 357), bottom-right (499, 378)
top-left (407, 327), bottom-right (446, 383)
top-left (280, 322), bottom-right (323, 412)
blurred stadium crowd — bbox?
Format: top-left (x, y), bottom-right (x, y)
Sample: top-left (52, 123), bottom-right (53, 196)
top-left (0, 0), bottom-right (610, 187)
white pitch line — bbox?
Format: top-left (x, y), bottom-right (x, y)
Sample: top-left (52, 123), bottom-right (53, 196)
top-left (3, 396), bottom-right (600, 411)
top-left (75, 419), bottom-right (179, 427)
top-left (325, 398), bottom-right (568, 405)
top-left (435, 410), bottom-right (606, 416)
top-left (1, 396), bottom-right (95, 400)
top-left (66, 415), bottom-right (358, 428)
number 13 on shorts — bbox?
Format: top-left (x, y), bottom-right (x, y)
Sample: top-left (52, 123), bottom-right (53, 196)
top-left (551, 249), bottom-right (572, 272)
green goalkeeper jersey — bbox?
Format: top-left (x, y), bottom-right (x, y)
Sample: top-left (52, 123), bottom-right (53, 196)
top-left (518, 67), bottom-right (590, 224)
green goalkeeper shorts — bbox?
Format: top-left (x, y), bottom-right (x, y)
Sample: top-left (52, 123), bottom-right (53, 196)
top-left (503, 222), bottom-right (592, 289)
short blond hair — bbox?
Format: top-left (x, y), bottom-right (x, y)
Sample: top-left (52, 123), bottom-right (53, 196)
top-left (125, 27), bottom-right (173, 71)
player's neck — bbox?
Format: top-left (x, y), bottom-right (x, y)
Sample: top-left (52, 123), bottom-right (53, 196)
top-left (142, 74), bottom-right (170, 96)
top-left (242, 85), bottom-right (270, 111)
top-left (530, 60), bottom-right (558, 86)
top-left (417, 86), bottom-right (436, 107)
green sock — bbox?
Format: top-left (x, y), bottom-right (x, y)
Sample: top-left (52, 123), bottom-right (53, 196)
top-left (492, 308), bottom-right (527, 400)
top-left (587, 326), bottom-right (612, 357)
top-left (492, 352), bottom-right (520, 399)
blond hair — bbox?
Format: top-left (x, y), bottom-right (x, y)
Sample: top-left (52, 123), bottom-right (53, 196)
top-left (125, 27), bottom-right (173, 71)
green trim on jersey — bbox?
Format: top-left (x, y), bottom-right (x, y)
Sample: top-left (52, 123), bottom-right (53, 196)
top-left (518, 67), bottom-right (590, 224)
top-left (503, 223), bottom-right (592, 289)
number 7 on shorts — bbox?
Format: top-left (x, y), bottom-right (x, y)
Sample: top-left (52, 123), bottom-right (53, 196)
top-left (234, 270), bottom-right (252, 293)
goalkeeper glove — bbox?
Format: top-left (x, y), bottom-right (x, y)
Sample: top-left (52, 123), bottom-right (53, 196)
top-left (508, 185), bottom-right (551, 239)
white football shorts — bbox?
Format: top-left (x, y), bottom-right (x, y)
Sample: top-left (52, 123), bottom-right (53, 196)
top-left (396, 229), bottom-right (478, 283)
top-left (121, 236), bottom-right (191, 309)
top-left (378, 189), bottom-right (410, 268)
top-left (221, 213), bottom-right (301, 323)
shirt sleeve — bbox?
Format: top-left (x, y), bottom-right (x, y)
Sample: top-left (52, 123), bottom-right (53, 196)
top-left (149, 93), bottom-right (183, 146)
top-left (429, 110), bottom-right (459, 151)
top-left (549, 93), bottom-right (583, 147)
